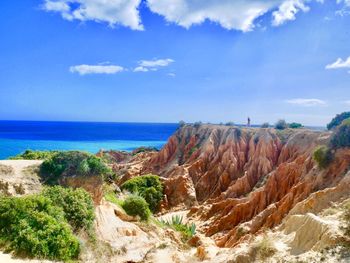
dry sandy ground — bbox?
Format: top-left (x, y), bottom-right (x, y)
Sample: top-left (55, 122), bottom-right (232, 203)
top-left (0, 160), bottom-right (43, 195)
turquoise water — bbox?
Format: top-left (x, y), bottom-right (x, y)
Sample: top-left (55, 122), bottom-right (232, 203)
top-left (0, 121), bottom-right (178, 159)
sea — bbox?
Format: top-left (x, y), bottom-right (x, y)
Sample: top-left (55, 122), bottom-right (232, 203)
top-left (0, 121), bottom-right (179, 160)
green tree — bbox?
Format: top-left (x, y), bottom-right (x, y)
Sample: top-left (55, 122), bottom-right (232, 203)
top-left (327, 112), bottom-right (350, 130)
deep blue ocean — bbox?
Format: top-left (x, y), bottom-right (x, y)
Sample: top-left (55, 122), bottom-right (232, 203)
top-left (0, 121), bottom-right (178, 159)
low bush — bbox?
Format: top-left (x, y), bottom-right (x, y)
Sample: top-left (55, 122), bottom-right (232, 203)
top-left (330, 121), bottom-right (350, 149)
top-left (313, 146), bottom-right (333, 169)
top-left (327, 112), bottom-right (350, 130)
top-left (193, 121), bottom-right (202, 128)
top-left (42, 186), bottom-right (95, 231)
top-left (251, 236), bottom-right (277, 261)
top-left (121, 174), bottom-right (163, 213)
top-left (261, 122), bottom-right (269, 128)
top-left (343, 200), bottom-right (350, 236)
top-left (159, 215), bottom-right (196, 241)
top-left (40, 151), bottom-right (113, 184)
top-left (122, 195), bottom-right (151, 221)
top-left (0, 195), bottom-right (79, 260)
top-left (275, 119), bottom-right (288, 130)
top-left (289, 122), bottom-right (303, 129)
top-left (9, 150), bottom-right (59, 160)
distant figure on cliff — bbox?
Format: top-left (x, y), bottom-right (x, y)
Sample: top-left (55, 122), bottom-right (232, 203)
top-left (247, 117), bottom-right (251, 127)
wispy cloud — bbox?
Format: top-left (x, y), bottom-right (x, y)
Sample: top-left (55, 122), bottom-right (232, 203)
top-left (70, 64), bottom-right (124, 75)
top-left (167, 73), bottom-right (176, 77)
top-left (286, 98), bottom-right (327, 106)
top-left (326, 56), bottom-right (350, 71)
top-left (134, 58), bottom-right (174, 72)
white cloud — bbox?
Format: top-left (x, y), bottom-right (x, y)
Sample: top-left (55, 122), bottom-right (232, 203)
top-left (147, 0), bottom-right (322, 32)
top-left (134, 58), bottom-right (174, 72)
top-left (42, 0), bottom-right (333, 31)
top-left (272, 0), bottom-right (310, 26)
top-left (344, 100), bottom-right (350, 105)
top-left (286, 98), bottom-right (326, 106)
top-left (167, 73), bottom-right (176, 77)
top-left (326, 56), bottom-right (350, 70)
top-left (70, 64), bottom-right (124, 75)
top-left (134, 66), bottom-right (149, 72)
top-left (43, 0), bottom-right (143, 30)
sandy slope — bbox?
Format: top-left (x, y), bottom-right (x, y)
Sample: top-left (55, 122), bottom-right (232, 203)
top-left (0, 160), bottom-right (42, 195)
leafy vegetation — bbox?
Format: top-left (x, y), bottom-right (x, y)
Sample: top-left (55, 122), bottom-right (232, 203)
top-left (42, 186), bottom-right (95, 231)
top-left (313, 146), bottom-right (333, 169)
top-left (132, 146), bottom-right (158, 155)
top-left (288, 122), bottom-right (303, 129)
top-left (275, 119), bottom-right (288, 130)
top-left (40, 151), bottom-right (113, 184)
top-left (121, 174), bottom-right (163, 213)
top-left (261, 122), bottom-right (270, 128)
top-left (330, 120), bottom-right (350, 149)
top-left (342, 200), bottom-right (350, 236)
top-left (178, 120), bottom-right (186, 128)
top-left (9, 150), bottom-right (59, 160)
top-left (327, 111), bottom-right (350, 130)
top-left (121, 195), bottom-right (151, 221)
top-left (104, 184), bottom-right (124, 207)
top-left (159, 215), bottom-right (196, 241)
top-left (193, 121), bottom-right (202, 128)
top-left (225, 122), bottom-right (235, 126)
top-left (0, 194), bottom-right (80, 261)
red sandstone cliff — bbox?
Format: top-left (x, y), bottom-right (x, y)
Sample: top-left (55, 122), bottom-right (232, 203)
top-left (116, 124), bottom-right (350, 247)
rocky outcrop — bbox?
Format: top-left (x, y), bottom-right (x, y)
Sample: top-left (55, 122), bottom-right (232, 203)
top-left (119, 124), bottom-right (350, 248)
top-left (61, 175), bottom-right (103, 204)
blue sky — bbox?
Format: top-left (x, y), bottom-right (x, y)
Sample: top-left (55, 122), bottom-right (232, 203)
top-left (0, 0), bottom-right (349, 126)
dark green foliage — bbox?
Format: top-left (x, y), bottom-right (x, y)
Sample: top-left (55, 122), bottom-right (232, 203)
top-left (178, 120), bottom-right (186, 128)
top-left (189, 146), bottom-right (198, 156)
top-left (288, 122), bottom-right (303, 129)
top-left (122, 195), bottom-right (151, 221)
top-left (121, 175), bottom-right (163, 213)
top-left (327, 112), bottom-right (350, 130)
top-left (42, 186), bottom-right (95, 231)
top-left (225, 122), bottom-right (235, 126)
top-left (0, 195), bottom-right (79, 260)
top-left (261, 123), bottom-right (270, 128)
top-left (193, 121), bottom-right (202, 128)
top-left (275, 119), bottom-right (288, 130)
top-left (330, 121), bottom-right (350, 149)
top-left (313, 146), bottom-right (333, 169)
top-left (40, 151), bottom-right (112, 184)
top-left (9, 150), bottom-right (59, 160)
top-left (132, 146), bottom-right (158, 155)
top-left (159, 215), bottom-right (196, 241)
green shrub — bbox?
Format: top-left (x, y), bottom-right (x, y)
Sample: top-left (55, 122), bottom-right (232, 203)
top-left (343, 200), bottom-right (350, 236)
top-left (122, 195), bottom-right (151, 221)
top-left (0, 195), bottom-right (79, 260)
top-left (330, 122), bottom-right (350, 149)
top-left (121, 175), bottom-right (163, 213)
top-left (193, 121), bottom-right (202, 128)
top-left (225, 122), bottom-right (235, 126)
top-left (159, 215), bottom-right (196, 241)
top-left (327, 112), bottom-right (350, 130)
top-left (275, 119), bottom-right (288, 130)
top-left (289, 122), bottom-right (303, 129)
top-left (261, 123), bottom-right (269, 128)
top-left (313, 146), bottom-right (333, 169)
top-left (42, 186), bottom-right (95, 231)
top-left (9, 150), bottom-right (59, 160)
top-left (40, 151), bottom-right (112, 184)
